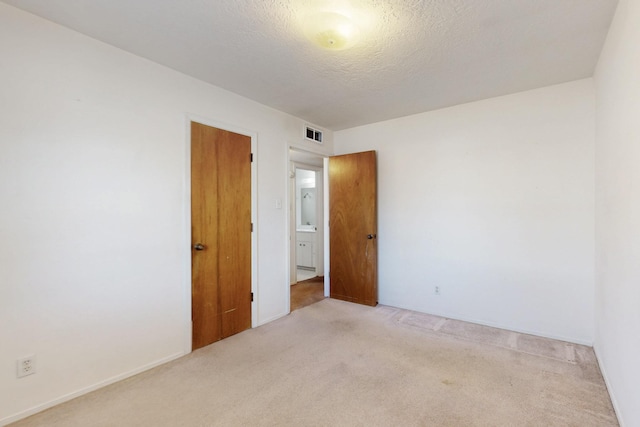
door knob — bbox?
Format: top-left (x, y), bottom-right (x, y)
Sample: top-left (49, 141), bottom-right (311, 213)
top-left (193, 243), bottom-right (205, 251)
top-left (367, 234), bottom-right (376, 240)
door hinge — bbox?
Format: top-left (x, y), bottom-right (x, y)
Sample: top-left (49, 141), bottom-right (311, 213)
top-left (251, 223), bottom-right (253, 232)
top-left (250, 153), bottom-right (253, 162)
top-left (251, 292), bottom-right (254, 302)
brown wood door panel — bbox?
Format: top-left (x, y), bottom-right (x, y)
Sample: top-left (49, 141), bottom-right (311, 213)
top-left (191, 122), bottom-right (251, 350)
top-left (329, 151), bottom-right (378, 306)
top-left (191, 123), bottom-right (221, 349)
top-left (217, 128), bottom-right (251, 339)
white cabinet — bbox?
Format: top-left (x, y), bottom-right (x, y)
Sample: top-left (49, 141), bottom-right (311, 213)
top-left (296, 240), bottom-right (314, 268)
top-left (296, 231), bottom-right (315, 269)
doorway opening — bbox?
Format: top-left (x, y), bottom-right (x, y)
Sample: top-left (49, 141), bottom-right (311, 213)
top-left (287, 148), bottom-right (378, 312)
top-left (289, 148), bottom-right (327, 311)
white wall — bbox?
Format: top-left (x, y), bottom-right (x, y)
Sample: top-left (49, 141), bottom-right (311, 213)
top-left (0, 4), bottom-right (332, 423)
top-left (335, 79), bottom-right (595, 344)
top-left (594, 0), bottom-right (640, 425)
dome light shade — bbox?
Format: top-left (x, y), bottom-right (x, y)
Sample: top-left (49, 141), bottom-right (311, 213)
top-left (304, 12), bottom-right (360, 50)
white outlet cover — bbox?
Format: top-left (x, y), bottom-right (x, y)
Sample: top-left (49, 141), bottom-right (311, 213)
top-left (17, 355), bottom-right (36, 378)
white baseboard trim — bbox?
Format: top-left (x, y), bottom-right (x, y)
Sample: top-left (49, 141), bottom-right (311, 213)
top-left (593, 345), bottom-right (625, 427)
top-left (1, 351), bottom-right (185, 426)
top-left (257, 311), bottom-right (288, 327)
top-left (381, 302), bottom-right (594, 346)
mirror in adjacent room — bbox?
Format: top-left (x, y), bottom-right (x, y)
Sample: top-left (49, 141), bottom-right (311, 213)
top-left (300, 188), bottom-right (316, 227)
top-left (296, 168), bottom-right (316, 230)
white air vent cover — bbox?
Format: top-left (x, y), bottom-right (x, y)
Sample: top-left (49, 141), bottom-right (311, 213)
top-left (304, 125), bottom-right (323, 144)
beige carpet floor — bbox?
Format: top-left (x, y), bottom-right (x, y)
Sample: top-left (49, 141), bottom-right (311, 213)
top-left (11, 299), bottom-right (618, 426)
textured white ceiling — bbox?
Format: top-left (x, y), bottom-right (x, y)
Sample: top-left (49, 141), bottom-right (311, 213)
top-left (2, 0), bottom-right (618, 130)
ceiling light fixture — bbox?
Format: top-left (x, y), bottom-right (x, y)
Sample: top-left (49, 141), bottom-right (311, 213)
top-left (304, 11), bottom-right (360, 50)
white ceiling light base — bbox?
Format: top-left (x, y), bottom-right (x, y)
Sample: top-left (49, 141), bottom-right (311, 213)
top-left (304, 12), bottom-right (360, 50)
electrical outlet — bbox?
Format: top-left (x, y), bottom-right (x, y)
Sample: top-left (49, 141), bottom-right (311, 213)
top-left (434, 286), bottom-right (441, 295)
top-left (17, 355), bottom-right (36, 378)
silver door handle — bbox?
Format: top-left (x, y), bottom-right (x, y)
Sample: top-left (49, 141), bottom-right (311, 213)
top-left (193, 243), bottom-right (205, 251)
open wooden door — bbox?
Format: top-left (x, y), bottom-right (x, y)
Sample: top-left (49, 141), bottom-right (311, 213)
top-left (191, 122), bottom-right (252, 350)
top-left (329, 150), bottom-right (377, 306)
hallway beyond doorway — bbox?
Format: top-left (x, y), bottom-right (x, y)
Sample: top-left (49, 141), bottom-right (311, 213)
top-left (290, 276), bottom-right (324, 312)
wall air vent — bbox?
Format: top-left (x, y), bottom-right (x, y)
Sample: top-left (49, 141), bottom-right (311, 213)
top-left (304, 125), bottom-right (323, 144)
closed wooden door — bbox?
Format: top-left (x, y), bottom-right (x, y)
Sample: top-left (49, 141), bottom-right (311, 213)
top-left (191, 122), bottom-right (252, 350)
top-left (329, 151), bottom-right (377, 306)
